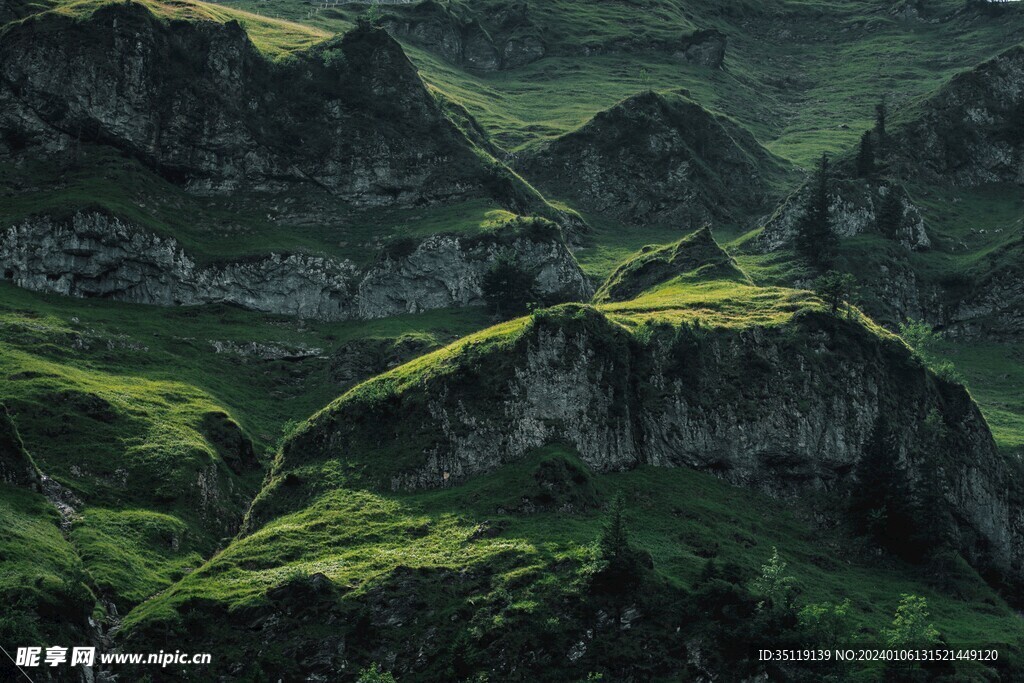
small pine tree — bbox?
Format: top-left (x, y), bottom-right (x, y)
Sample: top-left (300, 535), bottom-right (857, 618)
top-left (855, 130), bottom-right (875, 177)
top-left (812, 270), bottom-right (857, 317)
top-left (875, 186), bottom-right (904, 239)
top-left (795, 153), bottom-right (838, 269)
top-left (875, 97), bottom-right (888, 147)
top-left (850, 417), bottom-right (916, 554)
top-left (594, 493), bottom-right (646, 599)
top-left (598, 494), bottom-right (633, 571)
top-left (910, 411), bottom-right (955, 564)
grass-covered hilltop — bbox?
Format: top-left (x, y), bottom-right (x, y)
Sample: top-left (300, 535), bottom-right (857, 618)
top-left (1, 0), bottom-right (1024, 680)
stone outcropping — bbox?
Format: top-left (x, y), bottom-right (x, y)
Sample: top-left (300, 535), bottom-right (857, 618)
top-left (516, 91), bottom-right (789, 228)
top-left (258, 305), bottom-right (1023, 580)
top-left (380, 0), bottom-right (545, 71)
top-left (574, 29), bottom-right (727, 69)
top-left (756, 179), bottom-right (931, 252)
top-left (894, 45), bottom-right (1024, 188)
top-left (0, 5), bottom-right (539, 210)
top-left (0, 212), bottom-right (592, 320)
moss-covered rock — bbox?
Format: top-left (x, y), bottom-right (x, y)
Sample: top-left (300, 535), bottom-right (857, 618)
top-left (594, 226), bottom-right (749, 303)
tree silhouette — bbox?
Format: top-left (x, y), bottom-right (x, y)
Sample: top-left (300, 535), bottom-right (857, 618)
top-left (795, 153), bottom-right (837, 269)
top-left (856, 130), bottom-right (875, 177)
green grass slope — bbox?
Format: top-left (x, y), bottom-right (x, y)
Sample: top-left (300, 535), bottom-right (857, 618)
top-left (0, 281), bottom-right (491, 643)
top-left (122, 443), bottom-right (1024, 681)
top-left (118, 277), bottom-right (1022, 680)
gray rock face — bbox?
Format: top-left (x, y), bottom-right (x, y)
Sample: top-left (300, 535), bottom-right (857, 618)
top-left (517, 91), bottom-right (788, 228)
top-left (894, 45), bottom-right (1024, 188)
top-left (573, 28), bottom-right (727, 69)
top-left (943, 241), bottom-right (1024, 340)
top-left (756, 179), bottom-right (930, 252)
top-left (269, 307), bottom-right (1023, 579)
top-left (672, 29), bottom-right (728, 68)
top-left (0, 6), bottom-right (519, 207)
top-left (380, 0), bottom-right (545, 71)
top-left (0, 212), bottom-right (592, 320)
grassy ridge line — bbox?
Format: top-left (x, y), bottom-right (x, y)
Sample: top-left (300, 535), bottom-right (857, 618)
top-left (2, 0), bottom-right (331, 57)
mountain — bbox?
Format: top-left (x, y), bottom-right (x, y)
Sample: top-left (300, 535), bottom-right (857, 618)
top-left (3, 0), bottom-right (1024, 681)
top-left (0, 4), bottom-right (504, 203)
top-left (752, 43), bottom-right (1024, 339)
top-left (516, 91), bottom-right (791, 230)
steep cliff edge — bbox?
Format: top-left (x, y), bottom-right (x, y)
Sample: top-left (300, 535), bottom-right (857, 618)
top-left (0, 4), bottom-right (537, 209)
top-left (248, 295), bottom-right (1022, 582)
top-left (515, 91), bottom-right (792, 229)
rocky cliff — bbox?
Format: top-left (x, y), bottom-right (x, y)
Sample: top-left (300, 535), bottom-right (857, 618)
top-left (573, 28), bottom-right (728, 68)
top-left (894, 44), bottom-right (1024, 188)
top-left (0, 4), bottom-right (542, 211)
top-left (756, 179), bottom-right (931, 252)
top-left (516, 91), bottom-right (790, 228)
top-left (251, 304), bottom-right (1022, 580)
top-left (0, 211), bottom-right (592, 319)
top-left (380, 0), bottom-right (545, 71)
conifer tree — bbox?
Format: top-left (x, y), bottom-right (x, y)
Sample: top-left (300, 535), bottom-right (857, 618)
top-left (910, 411), bottom-right (955, 564)
top-left (795, 153), bottom-right (837, 269)
top-left (875, 97), bottom-right (888, 146)
top-left (875, 186), bottom-right (904, 239)
top-left (856, 130), bottom-right (875, 177)
top-left (850, 417), bottom-right (916, 554)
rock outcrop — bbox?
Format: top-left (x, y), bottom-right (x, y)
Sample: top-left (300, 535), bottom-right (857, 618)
top-left (0, 211), bottom-right (592, 320)
top-left (755, 45), bottom-right (1024, 337)
top-left (380, 0), bottom-right (545, 71)
top-left (671, 29), bottom-right (728, 68)
top-left (893, 45), bottom-right (1024, 188)
top-left (594, 226), bottom-right (749, 303)
top-left (573, 28), bottom-right (727, 69)
top-left (756, 179), bottom-right (931, 252)
top-left (0, 5), bottom-right (538, 209)
top-left (516, 91), bottom-right (789, 228)
top-left (253, 305), bottom-right (1023, 581)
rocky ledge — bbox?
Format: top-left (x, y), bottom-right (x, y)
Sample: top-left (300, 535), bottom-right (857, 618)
top-left (756, 178), bottom-right (931, 252)
top-left (0, 4), bottom-right (544, 212)
top-left (0, 212), bottom-right (592, 320)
